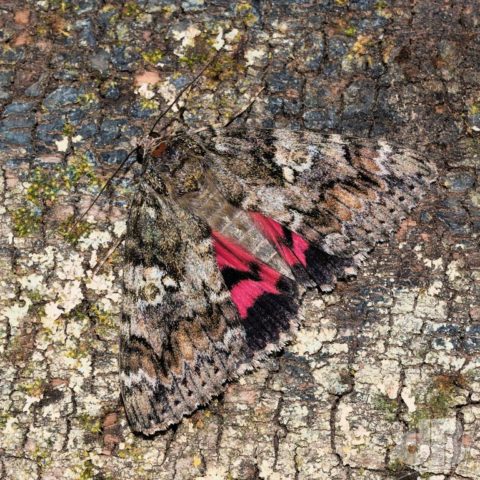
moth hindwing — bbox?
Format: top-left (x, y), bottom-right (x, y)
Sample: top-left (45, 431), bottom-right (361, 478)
top-left (120, 127), bottom-right (437, 435)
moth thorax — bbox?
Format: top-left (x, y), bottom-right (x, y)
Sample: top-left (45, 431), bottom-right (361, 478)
top-left (177, 174), bottom-right (292, 278)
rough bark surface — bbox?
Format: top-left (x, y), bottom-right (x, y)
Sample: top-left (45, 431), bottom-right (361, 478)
top-left (0, 1), bottom-right (479, 479)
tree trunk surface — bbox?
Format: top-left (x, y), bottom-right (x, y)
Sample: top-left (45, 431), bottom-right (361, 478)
top-left (1, 1), bottom-right (479, 479)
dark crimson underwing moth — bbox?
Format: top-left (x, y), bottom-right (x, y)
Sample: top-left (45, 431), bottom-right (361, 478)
top-left (119, 126), bottom-right (437, 435)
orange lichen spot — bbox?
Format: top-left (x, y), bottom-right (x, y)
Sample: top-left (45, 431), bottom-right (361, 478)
top-left (14, 9), bottom-right (30, 26)
top-left (50, 378), bottom-right (69, 387)
top-left (134, 70), bottom-right (161, 86)
top-left (103, 413), bottom-right (118, 429)
top-left (13, 32), bottom-right (32, 46)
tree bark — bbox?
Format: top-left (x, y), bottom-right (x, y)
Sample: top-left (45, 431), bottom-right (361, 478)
top-left (1, 1), bottom-right (479, 479)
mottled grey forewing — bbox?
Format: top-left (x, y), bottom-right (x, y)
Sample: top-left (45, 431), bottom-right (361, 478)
top-left (206, 127), bottom-right (437, 282)
top-left (120, 185), bottom-right (246, 435)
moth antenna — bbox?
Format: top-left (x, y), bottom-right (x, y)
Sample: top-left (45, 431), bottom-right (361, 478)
top-left (155, 106), bottom-right (186, 136)
top-left (91, 233), bottom-right (126, 275)
top-left (222, 86), bottom-right (265, 128)
top-left (68, 145), bottom-right (138, 233)
top-left (191, 86), bottom-right (266, 135)
top-left (68, 51), bottom-right (222, 235)
top-left (148, 48), bottom-right (223, 135)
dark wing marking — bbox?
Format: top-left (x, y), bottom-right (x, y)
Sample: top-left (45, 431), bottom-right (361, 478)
top-left (249, 212), bottom-right (356, 291)
top-left (211, 230), bottom-right (299, 351)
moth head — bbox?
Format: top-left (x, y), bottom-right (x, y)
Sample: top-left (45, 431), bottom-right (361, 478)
top-left (139, 133), bottom-right (206, 196)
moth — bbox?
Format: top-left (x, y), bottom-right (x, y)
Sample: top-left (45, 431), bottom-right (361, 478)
top-left (118, 125), bottom-right (437, 435)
